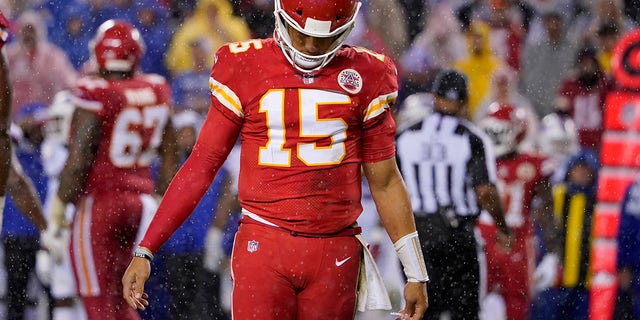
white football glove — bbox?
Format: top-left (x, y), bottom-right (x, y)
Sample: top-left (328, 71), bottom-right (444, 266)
top-left (203, 227), bottom-right (225, 272)
top-left (533, 253), bottom-right (559, 293)
top-left (480, 292), bottom-right (507, 320)
top-left (41, 226), bottom-right (70, 264)
top-left (35, 249), bottom-right (52, 286)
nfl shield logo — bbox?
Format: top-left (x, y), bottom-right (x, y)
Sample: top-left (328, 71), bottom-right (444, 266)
top-left (247, 240), bottom-right (259, 253)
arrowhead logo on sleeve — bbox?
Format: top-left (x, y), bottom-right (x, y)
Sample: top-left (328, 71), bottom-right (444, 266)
top-left (338, 69), bottom-right (362, 94)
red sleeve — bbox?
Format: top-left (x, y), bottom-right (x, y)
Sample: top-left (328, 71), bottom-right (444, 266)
top-left (139, 106), bottom-right (241, 253)
top-left (361, 108), bottom-right (397, 163)
top-left (360, 54), bottom-right (398, 163)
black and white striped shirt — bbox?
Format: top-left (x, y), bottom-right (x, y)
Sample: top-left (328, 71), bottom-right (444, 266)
top-left (397, 111), bottom-right (498, 218)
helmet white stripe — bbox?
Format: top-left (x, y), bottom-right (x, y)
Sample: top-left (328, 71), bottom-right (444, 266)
top-left (273, 1), bottom-right (362, 72)
top-left (303, 18), bottom-right (331, 34)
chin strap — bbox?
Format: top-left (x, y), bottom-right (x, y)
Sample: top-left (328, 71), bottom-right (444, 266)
top-left (394, 231), bottom-right (429, 283)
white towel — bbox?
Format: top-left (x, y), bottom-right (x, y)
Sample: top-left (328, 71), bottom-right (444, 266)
top-left (355, 234), bottom-right (392, 312)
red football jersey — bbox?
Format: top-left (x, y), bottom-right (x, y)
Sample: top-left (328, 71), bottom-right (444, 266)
top-left (71, 74), bottom-right (172, 195)
top-left (210, 39), bottom-right (398, 234)
top-left (481, 153), bottom-right (552, 231)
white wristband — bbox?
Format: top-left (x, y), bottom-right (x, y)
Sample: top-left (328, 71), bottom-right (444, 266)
top-left (394, 231), bottom-right (429, 283)
top-left (134, 246), bottom-right (154, 261)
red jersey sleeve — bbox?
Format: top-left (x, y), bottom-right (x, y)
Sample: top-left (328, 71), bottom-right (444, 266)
top-left (71, 77), bottom-right (118, 120)
top-left (139, 96), bottom-right (241, 253)
top-left (361, 108), bottom-right (397, 163)
top-left (360, 53), bottom-right (398, 163)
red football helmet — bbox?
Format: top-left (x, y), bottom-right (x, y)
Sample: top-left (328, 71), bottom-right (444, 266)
top-left (90, 20), bottom-right (145, 72)
top-left (274, 0), bottom-right (361, 72)
top-left (478, 103), bottom-right (527, 157)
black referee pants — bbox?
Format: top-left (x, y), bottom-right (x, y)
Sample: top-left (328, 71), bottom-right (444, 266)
top-left (3, 235), bottom-right (39, 320)
top-left (416, 214), bottom-right (480, 320)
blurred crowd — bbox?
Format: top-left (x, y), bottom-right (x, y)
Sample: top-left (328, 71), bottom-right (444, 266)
top-left (0, 0), bottom-right (636, 147)
top-left (0, 0), bottom-right (639, 319)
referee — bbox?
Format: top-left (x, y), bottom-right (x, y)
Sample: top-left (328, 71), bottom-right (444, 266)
top-left (396, 69), bottom-right (512, 320)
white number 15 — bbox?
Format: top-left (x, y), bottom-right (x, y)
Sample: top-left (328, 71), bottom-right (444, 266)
top-left (259, 89), bottom-right (350, 167)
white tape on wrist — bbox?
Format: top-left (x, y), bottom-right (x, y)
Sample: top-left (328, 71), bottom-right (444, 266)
top-left (394, 231), bottom-right (429, 283)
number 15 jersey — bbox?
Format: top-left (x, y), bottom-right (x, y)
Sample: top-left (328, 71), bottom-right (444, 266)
top-left (209, 39), bottom-right (398, 234)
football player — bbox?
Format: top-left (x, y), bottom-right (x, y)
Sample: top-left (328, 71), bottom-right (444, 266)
top-left (45, 20), bottom-right (179, 320)
top-left (477, 103), bottom-right (559, 320)
top-left (122, 1), bottom-right (429, 319)
top-left (37, 90), bottom-right (86, 320)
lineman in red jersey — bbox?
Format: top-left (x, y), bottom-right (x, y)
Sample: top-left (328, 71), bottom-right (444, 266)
top-left (123, 1), bottom-right (429, 319)
top-left (477, 103), bottom-right (559, 319)
top-left (46, 20), bottom-right (179, 320)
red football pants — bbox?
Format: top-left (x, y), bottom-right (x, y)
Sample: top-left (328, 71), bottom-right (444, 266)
top-left (230, 222), bottom-right (362, 320)
top-left (70, 192), bottom-right (156, 320)
top-left (479, 223), bottom-right (536, 320)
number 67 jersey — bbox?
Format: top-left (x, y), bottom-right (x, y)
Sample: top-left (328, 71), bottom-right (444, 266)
top-left (70, 73), bottom-right (172, 195)
top-left (209, 38), bottom-right (398, 235)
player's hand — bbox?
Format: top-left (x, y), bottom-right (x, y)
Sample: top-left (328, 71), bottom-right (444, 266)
top-left (396, 282), bottom-right (428, 320)
top-left (40, 226), bottom-right (70, 264)
top-left (122, 257), bottom-right (151, 310)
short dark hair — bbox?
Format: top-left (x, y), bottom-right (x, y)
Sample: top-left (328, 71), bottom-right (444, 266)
top-left (431, 70), bottom-right (468, 102)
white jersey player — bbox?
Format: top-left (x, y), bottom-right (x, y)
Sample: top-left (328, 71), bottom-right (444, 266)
top-left (37, 90), bottom-right (87, 320)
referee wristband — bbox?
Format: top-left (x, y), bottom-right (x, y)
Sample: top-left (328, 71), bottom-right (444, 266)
top-left (394, 231), bottom-right (429, 283)
top-left (133, 247), bottom-right (154, 261)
